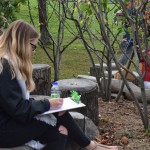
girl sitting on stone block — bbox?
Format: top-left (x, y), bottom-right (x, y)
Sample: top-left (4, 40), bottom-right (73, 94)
top-left (0, 20), bottom-right (118, 150)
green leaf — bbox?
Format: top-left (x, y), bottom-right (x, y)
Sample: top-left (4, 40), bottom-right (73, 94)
top-left (114, 8), bottom-right (119, 14)
top-left (127, 27), bottom-right (132, 33)
top-left (117, 27), bottom-right (123, 32)
top-left (102, 0), bottom-right (108, 9)
top-left (80, 3), bottom-right (89, 12)
top-left (50, 0), bottom-right (55, 2)
top-left (87, 9), bottom-right (92, 15)
top-left (0, 0), bottom-right (26, 29)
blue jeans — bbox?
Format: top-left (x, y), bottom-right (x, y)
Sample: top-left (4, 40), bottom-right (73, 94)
top-left (119, 46), bottom-right (133, 65)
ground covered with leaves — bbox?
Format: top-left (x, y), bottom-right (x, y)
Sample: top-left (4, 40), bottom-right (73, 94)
top-left (97, 98), bottom-right (150, 150)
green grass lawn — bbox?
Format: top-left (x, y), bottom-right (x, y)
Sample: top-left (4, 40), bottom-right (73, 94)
top-left (15, 1), bottom-right (123, 80)
top-left (31, 40), bottom-right (92, 79)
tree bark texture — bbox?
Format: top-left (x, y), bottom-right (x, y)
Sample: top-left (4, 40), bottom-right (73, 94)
top-left (31, 64), bottom-right (51, 96)
top-left (38, 0), bottom-right (50, 45)
top-left (57, 78), bottom-right (99, 125)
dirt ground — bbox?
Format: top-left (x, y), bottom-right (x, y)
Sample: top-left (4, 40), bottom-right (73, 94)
top-left (97, 98), bottom-right (150, 150)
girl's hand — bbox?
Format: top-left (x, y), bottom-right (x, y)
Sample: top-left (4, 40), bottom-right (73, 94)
top-left (122, 38), bottom-right (127, 42)
top-left (58, 125), bottom-right (68, 135)
top-left (49, 98), bottom-right (63, 110)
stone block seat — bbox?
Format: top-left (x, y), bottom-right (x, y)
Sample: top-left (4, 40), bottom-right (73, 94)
top-left (0, 146), bottom-right (32, 150)
top-left (57, 78), bottom-right (99, 125)
top-left (90, 62), bottom-right (117, 77)
top-left (90, 62), bottom-right (140, 86)
top-left (77, 74), bottom-right (150, 103)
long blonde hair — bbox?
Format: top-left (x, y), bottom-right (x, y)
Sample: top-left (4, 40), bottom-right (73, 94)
top-left (0, 20), bottom-right (40, 92)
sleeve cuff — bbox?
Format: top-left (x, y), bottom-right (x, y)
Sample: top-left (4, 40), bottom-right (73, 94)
top-left (44, 98), bottom-right (50, 111)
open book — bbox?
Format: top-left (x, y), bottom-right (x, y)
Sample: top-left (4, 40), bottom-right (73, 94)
top-left (41, 97), bottom-right (86, 115)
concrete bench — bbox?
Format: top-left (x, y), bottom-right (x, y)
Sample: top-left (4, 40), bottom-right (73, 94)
top-left (57, 78), bottom-right (99, 125)
top-left (0, 146), bottom-right (32, 150)
top-left (90, 63), bottom-right (117, 77)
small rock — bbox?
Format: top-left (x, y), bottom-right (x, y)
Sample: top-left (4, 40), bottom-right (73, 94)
top-left (121, 136), bottom-right (129, 145)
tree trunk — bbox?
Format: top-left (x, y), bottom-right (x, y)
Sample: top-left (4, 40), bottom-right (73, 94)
top-left (31, 64), bottom-right (51, 96)
top-left (37, 0), bottom-right (50, 45)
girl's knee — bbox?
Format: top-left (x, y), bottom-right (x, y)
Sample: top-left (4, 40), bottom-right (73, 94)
top-left (58, 110), bottom-right (67, 116)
